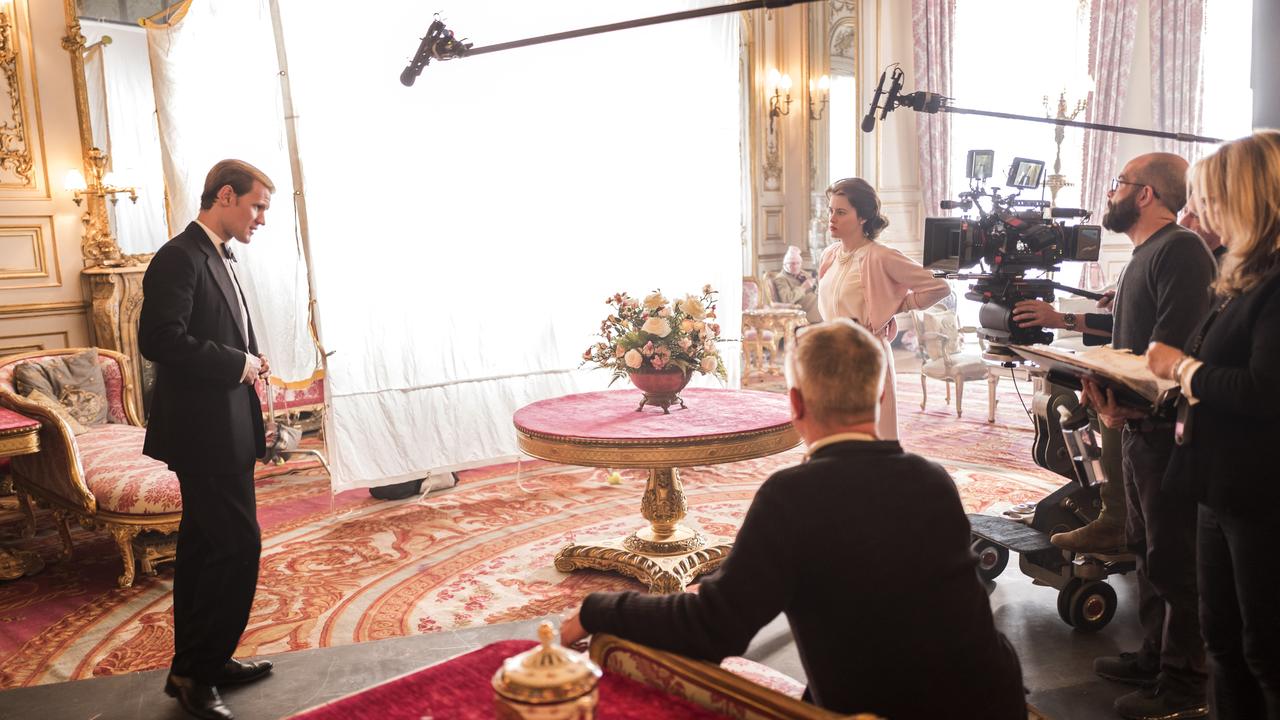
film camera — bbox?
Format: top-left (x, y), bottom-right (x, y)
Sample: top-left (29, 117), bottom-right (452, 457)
top-left (922, 150), bottom-right (1102, 350)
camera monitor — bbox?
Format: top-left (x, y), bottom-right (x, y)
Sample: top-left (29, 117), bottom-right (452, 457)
top-left (966, 149), bottom-right (994, 180)
top-left (923, 217), bottom-right (978, 272)
top-left (1007, 157), bottom-right (1045, 189)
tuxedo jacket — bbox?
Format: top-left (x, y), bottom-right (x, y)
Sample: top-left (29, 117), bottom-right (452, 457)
top-left (139, 222), bottom-right (265, 474)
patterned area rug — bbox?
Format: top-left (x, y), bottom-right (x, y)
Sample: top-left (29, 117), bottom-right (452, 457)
top-left (0, 376), bottom-right (1065, 688)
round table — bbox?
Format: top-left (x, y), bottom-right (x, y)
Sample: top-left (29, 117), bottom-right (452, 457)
top-left (513, 387), bottom-right (799, 593)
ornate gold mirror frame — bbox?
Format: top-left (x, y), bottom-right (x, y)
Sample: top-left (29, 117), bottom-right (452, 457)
top-left (805, 0), bottom-right (858, 261)
top-left (61, 0), bottom-right (159, 268)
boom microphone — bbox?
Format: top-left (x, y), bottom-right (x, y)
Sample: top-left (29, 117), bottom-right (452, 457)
top-left (861, 69), bottom-right (888, 132)
top-left (401, 17), bottom-right (471, 87)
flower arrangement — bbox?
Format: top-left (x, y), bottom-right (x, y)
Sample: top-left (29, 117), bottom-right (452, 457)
top-left (582, 285), bottom-right (727, 385)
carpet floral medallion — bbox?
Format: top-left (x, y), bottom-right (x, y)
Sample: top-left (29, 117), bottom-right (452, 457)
top-left (0, 375), bottom-right (1065, 687)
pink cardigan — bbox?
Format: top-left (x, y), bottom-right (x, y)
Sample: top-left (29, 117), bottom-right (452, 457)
top-left (818, 241), bottom-right (951, 339)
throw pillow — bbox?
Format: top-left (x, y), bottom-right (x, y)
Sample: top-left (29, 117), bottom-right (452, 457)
top-left (13, 349), bottom-right (111, 426)
top-left (24, 389), bottom-right (89, 436)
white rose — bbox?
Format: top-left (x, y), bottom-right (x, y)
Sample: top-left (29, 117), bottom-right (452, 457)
top-left (678, 337), bottom-right (693, 351)
top-left (624, 349), bottom-right (644, 369)
top-left (700, 355), bottom-right (717, 373)
top-left (643, 292), bottom-right (668, 310)
top-left (678, 295), bottom-right (707, 319)
top-left (641, 316), bottom-right (672, 338)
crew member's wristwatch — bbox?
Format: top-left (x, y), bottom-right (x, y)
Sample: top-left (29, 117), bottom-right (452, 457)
top-left (1062, 312), bottom-right (1077, 330)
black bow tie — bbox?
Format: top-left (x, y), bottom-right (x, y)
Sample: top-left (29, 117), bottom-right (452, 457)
top-left (221, 243), bottom-right (237, 262)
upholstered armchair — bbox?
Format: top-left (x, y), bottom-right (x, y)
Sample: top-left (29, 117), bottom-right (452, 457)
top-left (909, 305), bottom-right (1001, 422)
top-left (0, 348), bottom-right (181, 587)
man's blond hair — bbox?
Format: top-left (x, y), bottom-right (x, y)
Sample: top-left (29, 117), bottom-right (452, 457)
top-left (784, 319), bottom-right (884, 424)
top-left (200, 159), bottom-right (275, 210)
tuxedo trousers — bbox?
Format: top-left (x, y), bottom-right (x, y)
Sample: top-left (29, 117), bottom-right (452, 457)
top-left (170, 468), bottom-right (261, 684)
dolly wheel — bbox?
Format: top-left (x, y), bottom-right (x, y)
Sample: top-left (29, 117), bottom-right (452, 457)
top-left (971, 539), bottom-right (1009, 581)
top-left (1068, 580), bottom-right (1117, 633)
top-left (1057, 578), bottom-right (1083, 626)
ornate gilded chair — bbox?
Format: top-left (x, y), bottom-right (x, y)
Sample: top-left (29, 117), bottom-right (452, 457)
top-left (0, 348), bottom-right (181, 586)
top-left (590, 633), bottom-right (878, 720)
top-left (742, 275), bottom-right (808, 376)
top-left (909, 305), bottom-right (1001, 422)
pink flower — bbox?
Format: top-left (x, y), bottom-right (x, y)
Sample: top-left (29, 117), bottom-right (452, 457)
top-left (651, 346), bottom-right (672, 370)
top-left (642, 341), bottom-right (655, 357)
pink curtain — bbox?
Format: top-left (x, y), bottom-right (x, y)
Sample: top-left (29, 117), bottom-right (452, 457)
top-left (1150, 0), bottom-right (1206, 163)
top-left (1081, 0), bottom-right (1139, 223)
top-left (911, 0), bottom-right (954, 220)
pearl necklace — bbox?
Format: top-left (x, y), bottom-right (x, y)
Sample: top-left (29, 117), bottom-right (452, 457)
top-left (836, 244), bottom-right (864, 264)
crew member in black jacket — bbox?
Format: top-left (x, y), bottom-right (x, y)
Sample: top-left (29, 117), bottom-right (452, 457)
top-left (1148, 129), bottom-right (1280, 720)
top-left (561, 319), bottom-right (1025, 719)
top-left (139, 160), bottom-right (276, 720)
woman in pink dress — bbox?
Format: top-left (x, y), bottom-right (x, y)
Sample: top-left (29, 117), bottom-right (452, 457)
top-left (817, 178), bottom-right (951, 440)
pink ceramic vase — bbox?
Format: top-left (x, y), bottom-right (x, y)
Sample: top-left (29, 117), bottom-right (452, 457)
top-left (626, 368), bottom-right (692, 414)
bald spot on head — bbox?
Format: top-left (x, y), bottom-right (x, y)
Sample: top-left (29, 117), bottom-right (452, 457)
top-left (1130, 152), bottom-right (1189, 214)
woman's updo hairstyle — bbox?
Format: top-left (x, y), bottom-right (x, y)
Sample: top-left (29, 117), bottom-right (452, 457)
top-left (826, 177), bottom-right (890, 240)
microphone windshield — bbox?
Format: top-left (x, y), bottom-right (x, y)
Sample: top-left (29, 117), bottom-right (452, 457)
top-left (861, 114), bottom-right (877, 133)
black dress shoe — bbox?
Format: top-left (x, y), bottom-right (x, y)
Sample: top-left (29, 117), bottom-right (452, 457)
top-left (164, 674), bottom-right (234, 720)
top-left (217, 658), bottom-right (274, 686)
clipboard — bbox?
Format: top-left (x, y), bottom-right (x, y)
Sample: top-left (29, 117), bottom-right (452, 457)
top-left (1010, 344), bottom-right (1181, 417)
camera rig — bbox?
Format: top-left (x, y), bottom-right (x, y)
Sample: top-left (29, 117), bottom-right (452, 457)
top-left (922, 151), bottom-right (1103, 350)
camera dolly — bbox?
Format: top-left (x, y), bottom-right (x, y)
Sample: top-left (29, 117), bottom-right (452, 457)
top-left (967, 380), bottom-right (1137, 632)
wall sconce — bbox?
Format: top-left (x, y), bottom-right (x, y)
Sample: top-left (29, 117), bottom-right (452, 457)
top-left (67, 147), bottom-right (138, 206)
top-left (65, 147), bottom-right (139, 267)
top-left (767, 68), bottom-right (792, 133)
top-left (809, 74), bottom-right (830, 120)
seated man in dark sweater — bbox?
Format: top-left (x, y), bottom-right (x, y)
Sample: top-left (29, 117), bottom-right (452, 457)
top-left (561, 319), bottom-right (1026, 718)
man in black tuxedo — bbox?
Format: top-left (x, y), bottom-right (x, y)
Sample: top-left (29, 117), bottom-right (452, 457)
top-left (560, 319), bottom-right (1026, 719)
top-left (140, 159), bottom-right (276, 720)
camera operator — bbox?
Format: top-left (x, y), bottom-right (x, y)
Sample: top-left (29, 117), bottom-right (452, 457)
top-left (1029, 152), bottom-right (1215, 720)
top-left (773, 245), bottom-right (822, 323)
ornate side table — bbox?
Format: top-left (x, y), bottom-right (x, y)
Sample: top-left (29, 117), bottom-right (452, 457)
top-left (0, 406), bottom-right (42, 581)
top-left (514, 388), bottom-right (799, 593)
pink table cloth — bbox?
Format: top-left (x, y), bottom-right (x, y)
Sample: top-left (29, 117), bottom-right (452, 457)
top-left (513, 388), bottom-right (792, 444)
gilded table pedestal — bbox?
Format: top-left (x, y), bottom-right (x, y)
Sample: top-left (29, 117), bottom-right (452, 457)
top-left (0, 407), bottom-right (42, 581)
top-left (513, 388), bottom-right (799, 593)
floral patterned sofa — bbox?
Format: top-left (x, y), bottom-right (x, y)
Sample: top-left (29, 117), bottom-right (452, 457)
top-left (0, 348), bottom-right (180, 587)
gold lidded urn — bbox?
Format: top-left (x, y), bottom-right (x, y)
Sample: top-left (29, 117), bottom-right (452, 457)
top-left (492, 622), bottom-right (602, 719)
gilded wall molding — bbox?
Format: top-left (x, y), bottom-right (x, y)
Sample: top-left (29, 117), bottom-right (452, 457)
top-left (0, 0), bottom-right (49, 198)
top-left (0, 7), bottom-right (34, 187)
top-left (0, 216), bottom-right (62, 289)
top-left (0, 330), bottom-right (71, 356)
top-left (0, 300), bottom-right (86, 318)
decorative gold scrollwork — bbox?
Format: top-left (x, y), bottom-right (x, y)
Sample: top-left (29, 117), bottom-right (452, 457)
top-left (0, 4), bottom-right (35, 187)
